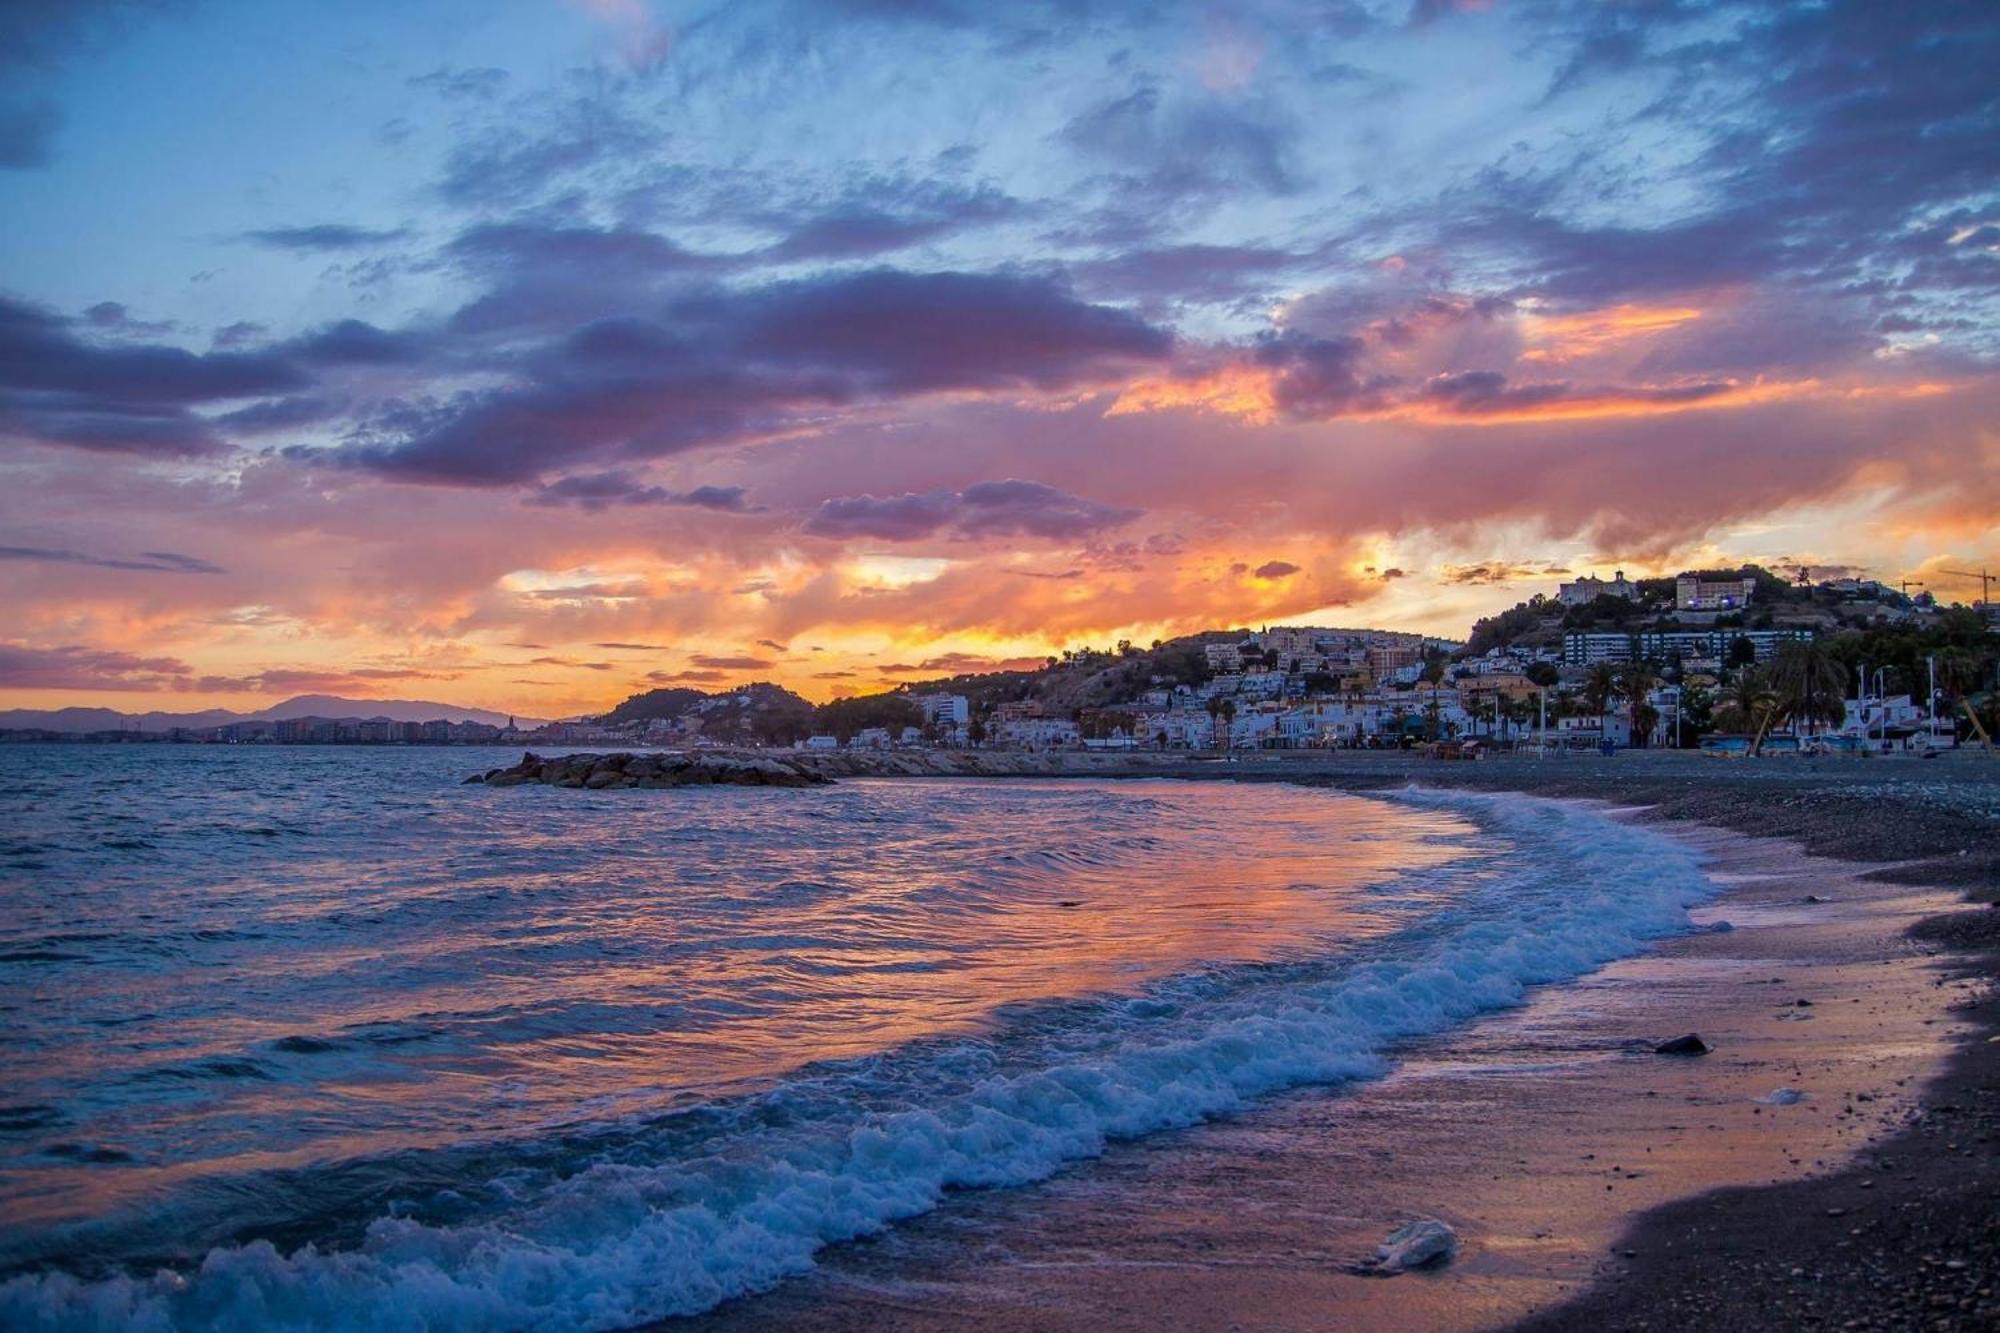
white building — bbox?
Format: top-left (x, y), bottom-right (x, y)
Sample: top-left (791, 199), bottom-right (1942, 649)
top-left (992, 717), bottom-right (1082, 750)
top-left (911, 693), bottom-right (969, 727)
top-left (1676, 573), bottom-right (1757, 611)
top-left (1557, 570), bottom-right (1638, 606)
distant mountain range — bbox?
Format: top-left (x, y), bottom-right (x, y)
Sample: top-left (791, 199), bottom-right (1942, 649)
top-left (0, 695), bottom-right (543, 734)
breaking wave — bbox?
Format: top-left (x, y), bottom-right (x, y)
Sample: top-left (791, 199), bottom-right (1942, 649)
top-left (2, 788), bottom-right (1713, 1332)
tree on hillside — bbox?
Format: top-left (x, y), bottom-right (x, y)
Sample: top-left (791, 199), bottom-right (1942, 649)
top-left (1674, 681), bottom-right (1713, 746)
top-left (814, 693), bottom-right (924, 743)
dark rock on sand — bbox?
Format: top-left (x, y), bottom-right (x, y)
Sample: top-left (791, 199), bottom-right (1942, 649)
top-left (1653, 1033), bottom-right (1710, 1056)
top-left (468, 751), bottom-right (832, 791)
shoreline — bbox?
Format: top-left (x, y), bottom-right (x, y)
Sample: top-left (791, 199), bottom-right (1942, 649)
top-left (663, 760), bottom-right (1996, 1331)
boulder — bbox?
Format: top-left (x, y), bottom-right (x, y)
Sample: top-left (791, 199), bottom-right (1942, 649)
top-left (584, 769), bottom-right (623, 789)
top-left (1653, 1033), bottom-right (1710, 1056)
top-left (1376, 1219), bottom-right (1458, 1270)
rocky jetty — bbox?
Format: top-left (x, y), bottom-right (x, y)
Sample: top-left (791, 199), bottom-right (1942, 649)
top-left (466, 751), bottom-right (832, 790)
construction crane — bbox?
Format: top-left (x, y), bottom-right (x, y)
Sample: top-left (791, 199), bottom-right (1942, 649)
top-left (1938, 568), bottom-right (1994, 605)
top-left (1898, 578), bottom-right (1925, 597)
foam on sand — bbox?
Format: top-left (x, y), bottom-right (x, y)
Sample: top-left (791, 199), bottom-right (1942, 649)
top-left (2, 790), bottom-right (1717, 1332)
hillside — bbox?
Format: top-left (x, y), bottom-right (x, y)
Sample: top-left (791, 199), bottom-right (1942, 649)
top-left (596, 681), bottom-right (818, 745)
top-left (0, 695), bottom-right (537, 734)
top-left (885, 630), bottom-right (1245, 714)
top-left (1462, 563), bottom-right (1899, 656)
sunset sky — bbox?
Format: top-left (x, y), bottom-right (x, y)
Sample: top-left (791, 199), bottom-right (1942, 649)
top-left (2, 0), bottom-right (1995, 717)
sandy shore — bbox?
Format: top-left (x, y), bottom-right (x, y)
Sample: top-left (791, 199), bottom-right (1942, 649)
top-left (658, 766), bottom-right (1998, 1331)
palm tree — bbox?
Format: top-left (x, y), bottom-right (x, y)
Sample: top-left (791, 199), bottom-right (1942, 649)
top-left (1581, 661), bottom-right (1621, 739)
top-left (1935, 647), bottom-right (1990, 746)
top-left (1620, 661), bottom-right (1660, 748)
top-left (1206, 695), bottom-right (1236, 752)
top-left (1713, 666), bottom-right (1777, 734)
top-left (1767, 639), bottom-right (1848, 737)
top-left (1420, 649), bottom-right (1448, 740)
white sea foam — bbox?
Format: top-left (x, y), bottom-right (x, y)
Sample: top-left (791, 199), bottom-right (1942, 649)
top-left (2, 789), bottom-right (1714, 1332)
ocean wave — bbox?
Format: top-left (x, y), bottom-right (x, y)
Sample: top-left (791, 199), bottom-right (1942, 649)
top-left (0, 789), bottom-right (1714, 1332)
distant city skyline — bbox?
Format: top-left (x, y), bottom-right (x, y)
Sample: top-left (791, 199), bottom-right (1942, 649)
top-left (2, 0), bottom-right (1994, 715)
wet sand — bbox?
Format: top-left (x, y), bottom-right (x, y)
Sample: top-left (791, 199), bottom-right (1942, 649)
top-left (667, 799), bottom-right (1989, 1331)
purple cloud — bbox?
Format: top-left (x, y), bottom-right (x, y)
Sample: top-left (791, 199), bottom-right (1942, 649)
top-left (804, 479), bottom-right (1139, 542)
top-left (525, 472), bottom-right (755, 512)
top-left (0, 546), bottom-right (225, 574)
top-left (331, 269), bottom-right (1171, 486)
top-left (0, 294), bottom-right (308, 456)
top-left (244, 225), bottom-right (412, 253)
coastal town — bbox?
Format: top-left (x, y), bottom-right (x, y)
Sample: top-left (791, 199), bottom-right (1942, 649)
top-left (11, 564), bottom-right (1996, 758)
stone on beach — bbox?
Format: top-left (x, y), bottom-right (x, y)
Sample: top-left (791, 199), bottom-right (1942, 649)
top-left (1376, 1218), bottom-right (1459, 1270)
top-left (1653, 1033), bottom-right (1710, 1056)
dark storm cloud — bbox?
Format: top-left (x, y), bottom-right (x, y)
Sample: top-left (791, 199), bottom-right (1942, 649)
top-left (803, 479), bottom-right (1140, 542)
top-left (330, 269), bottom-right (1172, 486)
top-left (1253, 560), bottom-right (1300, 579)
top-left (244, 224), bottom-right (413, 252)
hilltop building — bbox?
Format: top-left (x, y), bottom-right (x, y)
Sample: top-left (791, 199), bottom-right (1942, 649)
top-left (1557, 570), bottom-right (1638, 606)
top-left (1675, 573), bottom-right (1758, 611)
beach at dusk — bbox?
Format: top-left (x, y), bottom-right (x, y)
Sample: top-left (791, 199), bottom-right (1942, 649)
top-left (3, 1), bottom-right (1997, 1329)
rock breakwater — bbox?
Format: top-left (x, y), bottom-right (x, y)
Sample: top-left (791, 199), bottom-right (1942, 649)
top-left (467, 751), bottom-right (832, 789)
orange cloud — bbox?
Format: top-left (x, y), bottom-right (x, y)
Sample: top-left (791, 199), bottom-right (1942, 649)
top-left (1518, 303), bottom-right (1704, 364)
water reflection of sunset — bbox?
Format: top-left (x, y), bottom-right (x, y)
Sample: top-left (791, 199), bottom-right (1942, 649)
top-left (2, 753), bottom-right (1483, 1242)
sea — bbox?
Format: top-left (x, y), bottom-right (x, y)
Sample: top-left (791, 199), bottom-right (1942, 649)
top-left (0, 745), bottom-right (1715, 1330)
